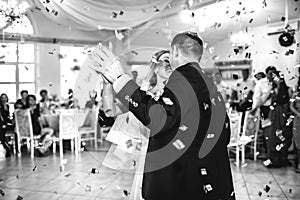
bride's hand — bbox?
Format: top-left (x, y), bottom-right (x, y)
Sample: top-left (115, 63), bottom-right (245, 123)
top-left (88, 43), bottom-right (124, 82)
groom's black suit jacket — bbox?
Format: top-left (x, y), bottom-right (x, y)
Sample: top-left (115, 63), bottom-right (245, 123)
top-left (114, 62), bottom-right (235, 200)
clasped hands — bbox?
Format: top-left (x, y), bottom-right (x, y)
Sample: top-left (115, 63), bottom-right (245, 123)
top-left (87, 43), bottom-right (124, 83)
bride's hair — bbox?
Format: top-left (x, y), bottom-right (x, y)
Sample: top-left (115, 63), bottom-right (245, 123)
top-left (146, 50), bottom-right (170, 88)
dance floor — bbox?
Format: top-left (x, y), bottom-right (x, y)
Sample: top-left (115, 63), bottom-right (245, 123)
top-left (0, 150), bottom-right (300, 200)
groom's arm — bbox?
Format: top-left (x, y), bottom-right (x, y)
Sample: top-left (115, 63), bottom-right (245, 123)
top-left (113, 71), bottom-right (193, 138)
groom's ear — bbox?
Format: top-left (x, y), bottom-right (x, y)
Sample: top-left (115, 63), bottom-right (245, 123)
top-left (173, 46), bottom-right (179, 59)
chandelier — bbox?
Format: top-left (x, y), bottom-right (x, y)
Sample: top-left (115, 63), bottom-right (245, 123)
top-left (0, 0), bottom-right (29, 31)
top-left (230, 30), bottom-right (254, 48)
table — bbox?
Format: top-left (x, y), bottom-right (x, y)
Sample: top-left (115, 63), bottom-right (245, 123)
top-left (41, 109), bottom-right (92, 133)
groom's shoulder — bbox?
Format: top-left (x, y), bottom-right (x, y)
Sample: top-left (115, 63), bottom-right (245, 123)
top-left (173, 62), bottom-right (209, 84)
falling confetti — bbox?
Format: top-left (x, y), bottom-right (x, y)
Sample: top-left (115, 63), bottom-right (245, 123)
top-left (97, 25), bottom-right (103, 30)
top-left (32, 165), bottom-right (37, 171)
top-left (85, 185), bottom-right (92, 192)
top-left (16, 174), bottom-right (19, 179)
top-left (281, 16), bottom-right (286, 22)
top-left (249, 18), bottom-right (253, 23)
top-left (112, 12), bottom-right (118, 18)
top-left (64, 173), bottom-right (71, 177)
top-left (267, 15), bottom-right (271, 23)
top-left (49, 49), bottom-right (56, 55)
top-left (115, 30), bottom-right (124, 40)
top-left (264, 185), bottom-right (271, 193)
top-left (154, 6), bottom-right (160, 12)
top-left (119, 10), bottom-right (124, 15)
top-left (0, 189), bottom-right (4, 196)
top-left (16, 195), bottom-right (23, 200)
top-left (123, 190), bottom-right (130, 196)
top-left (262, 0), bottom-right (267, 8)
top-left (258, 191), bottom-right (262, 196)
top-left (89, 168), bottom-right (99, 174)
top-left (245, 52), bottom-right (251, 59)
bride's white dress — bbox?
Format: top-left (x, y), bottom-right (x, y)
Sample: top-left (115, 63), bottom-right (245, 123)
top-left (102, 112), bottom-right (149, 200)
top-left (101, 79), bottom-right (165, 200)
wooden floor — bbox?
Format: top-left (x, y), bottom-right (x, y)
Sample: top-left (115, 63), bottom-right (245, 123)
top-left (0, 148), bottom-right (300, 200)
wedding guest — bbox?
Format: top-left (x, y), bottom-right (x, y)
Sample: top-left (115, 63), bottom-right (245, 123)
top-left (39, 89), bottom-right (52, 114)
top-left (262, 71), bottom-right (292, 168)
top-left (250, 66), bottom-right (276, 157)
top-left (232, 69), bottom-right (255, 112)
top-left (290, 76), bottom-right (300, 173)
top-left (0, 93), bottom-right (13, 157)
top-left (15, 90), bottom-right (28, 109)
top-left (0, 94), bottom-right (12, 127)
top-left (26, 95), bottom-right (54, 156)
top-left (213, 71), bottom-right (230, 102)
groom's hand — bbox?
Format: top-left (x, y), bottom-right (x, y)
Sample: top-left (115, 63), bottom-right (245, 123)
top-left (88, 43), bottom-right (124, 83)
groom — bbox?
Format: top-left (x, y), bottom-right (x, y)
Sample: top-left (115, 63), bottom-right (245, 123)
top-left (91, 32), bottom-right (235, 200)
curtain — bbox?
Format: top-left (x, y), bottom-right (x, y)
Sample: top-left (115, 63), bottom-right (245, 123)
top-left (33, 0), bottom-right (172, 31)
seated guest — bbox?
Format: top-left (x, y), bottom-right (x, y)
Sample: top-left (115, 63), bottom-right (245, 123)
top-left (15, 90), bottom-right (28, 109)
top-left (26, 95), bottom-right (54, 156)
top-left (0, 93), bottom-right (13, 157)
top-left (39, 89), bottom-right (52, 114)
top-left (85, 91), bottom-right (98, 109)
top-left (0, 94), bottom-right (12, 127)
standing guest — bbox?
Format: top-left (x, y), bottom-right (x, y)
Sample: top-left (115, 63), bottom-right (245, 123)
top-left (213, 71), bottom-right (230, 102)
top-left (290, 76), bottom-right (300, 173)
top-left (0, 93), bottom-right (13, 157)
top-left (251, 66), bottom-right (276, 120)
top-left (261, 71), bottom-right (292, 168)
top-left (251, 66), bottom-right (277, 157)
top-left (15, 90), bottom-right (28, 109)
top-left (26, 95), bottom-right (54, 156)
top-left (232, 69), bottom-right (255, 112)
top-left (91, 31), bottom-right (235, 200)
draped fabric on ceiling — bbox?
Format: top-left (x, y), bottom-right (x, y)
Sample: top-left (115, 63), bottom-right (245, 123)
top-left (33, 0), bottom-right (172, 31)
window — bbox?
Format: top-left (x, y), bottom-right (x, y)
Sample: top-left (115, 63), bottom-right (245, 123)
top-left (0, 16), bottom-right (35, 102)
top-left (60, 45), bottom-right (102, 101)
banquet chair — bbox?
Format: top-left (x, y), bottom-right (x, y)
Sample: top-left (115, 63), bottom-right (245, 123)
top-left (53, 109), bottom-right (78, 159)
top-left (14, 109), bottom-right (39, 158)
top-left (227, 112), bottom-right (242, 166)
top-left (5, 130), bottom-right (17, 154)
top-left (241, 111), bottom-right (261, 163)
top-left (78, 109), bottom-right (99, 150)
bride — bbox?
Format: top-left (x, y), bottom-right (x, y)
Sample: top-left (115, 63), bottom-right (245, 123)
top-left (101, 50), bottom-right (172, 200)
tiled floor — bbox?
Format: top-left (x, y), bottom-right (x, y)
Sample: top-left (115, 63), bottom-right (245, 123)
top-left (0, 149), bottom-right (300, 200)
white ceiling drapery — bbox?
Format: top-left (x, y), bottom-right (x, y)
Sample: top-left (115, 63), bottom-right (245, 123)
top-left (33, 0), bottom-right (172, 31)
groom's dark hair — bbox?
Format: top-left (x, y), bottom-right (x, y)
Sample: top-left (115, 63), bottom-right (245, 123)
top-left (171, 31), bottom-right (204, 62)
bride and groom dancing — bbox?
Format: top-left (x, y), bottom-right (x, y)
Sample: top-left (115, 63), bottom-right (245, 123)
top-left (89, 31), bottom-right (235, 200)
